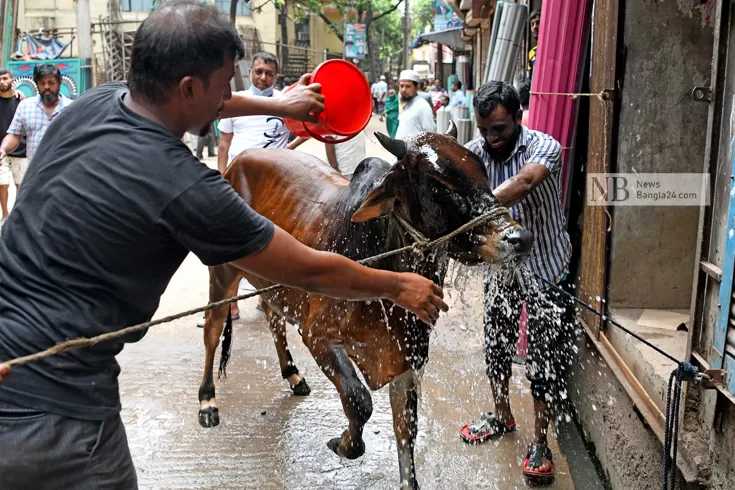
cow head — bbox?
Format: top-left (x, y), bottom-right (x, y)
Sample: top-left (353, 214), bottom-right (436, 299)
top-left (351, 122), bottom-right (532, 266)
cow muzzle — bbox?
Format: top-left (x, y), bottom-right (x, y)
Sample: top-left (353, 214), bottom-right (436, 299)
top-left (475, 226), bottom-right (534, 264)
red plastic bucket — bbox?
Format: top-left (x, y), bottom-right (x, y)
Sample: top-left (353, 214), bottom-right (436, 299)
top-left (284, 59), bottom-right (372, 144)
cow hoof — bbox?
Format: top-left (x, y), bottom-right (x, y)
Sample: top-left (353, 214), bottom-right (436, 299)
top-left (199, 407), bottom-right (220, 427)
top-left (291, 378), bottom-right (311, 396)
top-left (327, 432), bottom-right (365, 459)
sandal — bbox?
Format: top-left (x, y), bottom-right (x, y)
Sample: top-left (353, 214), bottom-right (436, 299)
top-left (460, 412), bottom-right (517, 444)
top-left (523, 443), bottom-right (554, 485)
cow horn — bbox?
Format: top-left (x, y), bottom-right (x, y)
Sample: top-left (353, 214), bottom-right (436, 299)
top-left (445, 120), bottom-right (458, 139)
top-left (375, 132), bottom-right (407, 160)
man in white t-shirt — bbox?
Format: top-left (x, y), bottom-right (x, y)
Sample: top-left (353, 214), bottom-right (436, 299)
top-left (325, 131), bottom-right (366, 180)
top-left (395, 70), bottom-right (436, 140)
top-left (197, 52), bottom-right (303, 326)
top-left (216, 52), bottom-right (300, 174)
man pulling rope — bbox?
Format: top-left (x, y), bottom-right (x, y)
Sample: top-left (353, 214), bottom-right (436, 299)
top-left (0, 2), bottom-right (448, 489)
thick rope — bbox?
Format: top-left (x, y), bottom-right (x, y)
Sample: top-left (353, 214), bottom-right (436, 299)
top-left (2, 208), bottom-right (508, 369)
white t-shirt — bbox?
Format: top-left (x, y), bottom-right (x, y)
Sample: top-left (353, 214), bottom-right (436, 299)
top-left (218, 89), bottom-right (291, 164)
top-left (395, 96), bottom-right (436, 140)
top-left (334, 132), bottom-right (366, 177)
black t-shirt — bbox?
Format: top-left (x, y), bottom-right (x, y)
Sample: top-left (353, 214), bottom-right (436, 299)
top-left (0, 82), bottom-right (275, 420)
top-left (0, 94), bottom-right (26, 157)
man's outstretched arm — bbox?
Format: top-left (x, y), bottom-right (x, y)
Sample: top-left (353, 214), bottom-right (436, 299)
top-left (233, 227), bottom-right (449, 325)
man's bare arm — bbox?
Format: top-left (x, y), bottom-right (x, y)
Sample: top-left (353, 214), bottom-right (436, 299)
top-left (287, 136), bottom-right (309, 150)
top-left (0, 133), bottom-right (21, 161)
top-left (220, 74), bottom-right (325, 122)
top-left (233, 227), bottom-right (448, 324)
top-left (325, 143), bottom-right (339, 171)
top-left (0, 363), bottom-right (9, 383)
top-left (217, 132), bottom-right (233, 174)
top-left (493, 162), bottom-right (550, 207)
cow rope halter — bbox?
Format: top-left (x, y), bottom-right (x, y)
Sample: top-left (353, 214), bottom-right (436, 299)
top-left (1, 207), bottom-right (510, 369)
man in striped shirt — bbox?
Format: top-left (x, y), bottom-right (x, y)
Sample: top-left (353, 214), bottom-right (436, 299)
top-left (460, 81), bottom-right (577, 484)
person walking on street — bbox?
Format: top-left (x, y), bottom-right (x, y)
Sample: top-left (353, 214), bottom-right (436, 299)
top-left (395, 70), bottom-right (436, 140)
top-left (0, 64), bottom-right (72, 184)
top-left (0, 67), bottom-right (25, 227)
top-left (384, 84), bottom-right (399, 138)
top-left (430, 78), bottom-right (448, 112)
top-left (372, 75), bottom-right (388, 121)
top-left (449, 80), bottom-right (466, 107)
top-left (459, 81), bottom-right (576, 485)
top-left (196, 123), bottom-right (216, 159)
top-left (0, 4), bottom-right (447, 489)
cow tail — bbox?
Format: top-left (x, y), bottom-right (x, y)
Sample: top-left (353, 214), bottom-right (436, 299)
top-left (218, 305), bottom-right (233, 380)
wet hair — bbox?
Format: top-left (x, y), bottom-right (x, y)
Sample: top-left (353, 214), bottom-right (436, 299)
top-left (252, 51), bottom-right (279, 73)
top-left (33, 64), bottom-right (61, 84)
top-left (128, 0), bottom-right (245, 104)
top-left (452, 80), bottom-right (462, 90)
top-left (0, 68), bottom-right (11, 77)
top-left (473, 81), bottom-right (521, 119)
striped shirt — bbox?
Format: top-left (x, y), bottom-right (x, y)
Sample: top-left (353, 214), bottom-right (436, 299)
top-left (7, 94), bottom-right (73, 161)
top-left (465, 126), bottom-right (572, 290)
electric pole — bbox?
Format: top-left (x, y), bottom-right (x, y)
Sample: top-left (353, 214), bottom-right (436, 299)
top-left (76, 0), bottom-right (93, 60)
top-left (402, 0), bottom-right (410, 70)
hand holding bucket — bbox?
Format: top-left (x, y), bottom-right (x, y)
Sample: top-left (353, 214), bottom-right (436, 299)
top-left (284, 60), bottom-right (373, 144)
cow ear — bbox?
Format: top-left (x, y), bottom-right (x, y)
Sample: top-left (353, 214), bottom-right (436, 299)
top-left (351, 183), bottom-right (396, 222)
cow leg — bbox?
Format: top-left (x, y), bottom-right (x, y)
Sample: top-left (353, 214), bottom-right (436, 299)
top-left (312, 343), bottom-right (372, 459)
top-left (198, 264), bottom-right (240, 428)
top-left (262, 304), bottom-right (311, 396)
top-left (390, 370), bottom-right (420, 490)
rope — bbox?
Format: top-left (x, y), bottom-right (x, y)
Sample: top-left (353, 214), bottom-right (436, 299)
top-left (531, 273), bottom-right (700, 488)
top-left (530, 90), bottom-right (607, 101)
top-left (1, 208), bottom-right (508, 369)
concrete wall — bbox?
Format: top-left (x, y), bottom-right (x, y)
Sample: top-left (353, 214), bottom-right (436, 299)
top-left (606, 2), bottom-right (712, 309)
top-left (570, 335), bottom-right (673, 489)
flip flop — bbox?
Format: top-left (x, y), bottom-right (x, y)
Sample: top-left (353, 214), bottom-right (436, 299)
top-left (460, 412), bottom-right (517, 444)
top-left (523, 443), bottom-right (554, 485)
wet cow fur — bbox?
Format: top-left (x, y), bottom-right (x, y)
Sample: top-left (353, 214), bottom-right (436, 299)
top-left (197, 129), bottom-right (525, 489)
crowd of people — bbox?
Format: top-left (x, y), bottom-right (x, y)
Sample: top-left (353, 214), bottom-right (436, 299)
top-left (0, 0), bottom-right (574, 487)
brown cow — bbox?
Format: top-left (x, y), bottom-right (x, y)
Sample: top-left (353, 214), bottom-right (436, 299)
top-left (198, 123), bottom-right (532, 489)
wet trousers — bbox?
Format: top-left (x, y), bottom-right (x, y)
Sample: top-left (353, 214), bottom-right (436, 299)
top-left (483, 276), bottom-right (578, 410)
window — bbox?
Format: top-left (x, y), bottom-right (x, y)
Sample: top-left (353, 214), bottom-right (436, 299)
top-left (215, 0), bottom-right (252, 16)
top-left (120, 0), bottom-right (155, 12)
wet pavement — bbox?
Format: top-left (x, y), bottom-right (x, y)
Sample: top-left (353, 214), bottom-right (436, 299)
top-left (116, 116), bottom-right (578, 489)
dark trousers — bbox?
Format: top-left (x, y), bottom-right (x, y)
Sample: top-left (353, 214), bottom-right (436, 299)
top-left (0, 411), bottom-right (138, 489)
top-left (196, 124), bottom-right (216, 159)
top-left (483, 275), bottom-right (578, 411)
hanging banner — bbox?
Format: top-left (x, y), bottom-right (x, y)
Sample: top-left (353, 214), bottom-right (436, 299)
top-left (25, 33), bottom-right (71, 60)
top-left (435, 0), bottom-right (464, 31)
top-left (344, 23), bottom-right (366, 59)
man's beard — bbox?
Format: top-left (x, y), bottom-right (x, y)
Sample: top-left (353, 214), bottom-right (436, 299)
top-left (0, 84), bottom-right (12, 93)
top-left (400, 94), bottom-right (415, 102)
top-left (41, 90), bottom-right (60, 104)
top-left (485, 125), bottom-right (521, 161)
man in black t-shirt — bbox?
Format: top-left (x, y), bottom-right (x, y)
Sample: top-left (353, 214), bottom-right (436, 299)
top-left (0, 67), bottom-right (25, 224)
top-left (0, 2), bottom-right (448, 488)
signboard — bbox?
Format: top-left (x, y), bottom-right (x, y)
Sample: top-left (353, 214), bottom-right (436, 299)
top-left (435, 0), bottom-right (464, 31)
top-left (344, 23), bottom-right (366, 59)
